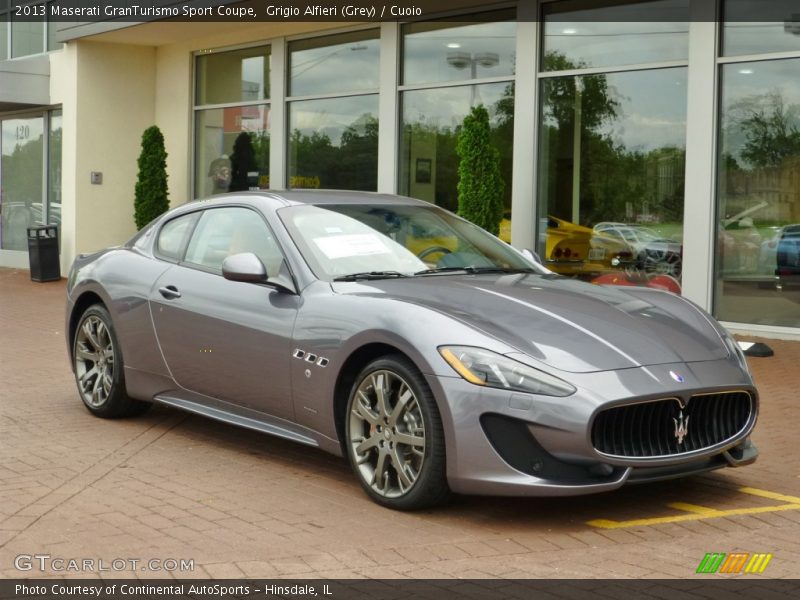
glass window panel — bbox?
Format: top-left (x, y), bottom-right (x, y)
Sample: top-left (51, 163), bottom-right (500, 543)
top-left (715, 58), bottom-right (800, 327)
top-left (537, 68), bottom-right (687, 285)
top-left (722, 0), bottom-right (800, 56)
top-left (194, 105), bottom-right (270, 198)
top-left (47, 110), bottom-right (61, 229)
top-left (542, 0), bottom-right (689, 71)
top-left (287, 95), bottom-right (378, 191)
top-left (402, 12), bottom-right (516, 86)
top-left (11, 12), bottom-right (44, 58)
top-left (399, 82), bottom-right (514, 238)
top-left (196, 45), bottom-right (270, 105)
top-left (1, 116), bottom-right (44, 250)
top-left (288, 30), bottom-right (379, 97)
top-left (0, 16), bottom-right (8, 61)
top-left (157, 213), bottom-right (196, 261)
top-left (185, 207), bottom-right (283, 273)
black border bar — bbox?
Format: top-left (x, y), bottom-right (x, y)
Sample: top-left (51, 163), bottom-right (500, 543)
top-left (2, 579), bottom-right (800, 600)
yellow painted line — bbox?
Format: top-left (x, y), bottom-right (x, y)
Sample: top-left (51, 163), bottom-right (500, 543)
top-left (588, 503), bottom-right (800, 529)
top-left (588, 486), bottom-right (800, 530)
top-left (739, 486), bottom-right (800, 504)
top-left (668, 502), bottom-right (725, 516)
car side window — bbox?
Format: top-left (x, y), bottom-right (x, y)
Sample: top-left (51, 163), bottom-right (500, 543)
top-left (156, 213), bottom-right (197, 261)
top-left (183, 207), bottom-right (284, 275)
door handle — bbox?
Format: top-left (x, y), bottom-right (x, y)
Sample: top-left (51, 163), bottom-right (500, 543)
top-left (158, 285), bottom-right (181, 299)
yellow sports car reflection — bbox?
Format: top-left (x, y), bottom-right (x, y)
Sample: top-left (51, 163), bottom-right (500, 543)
top-left (499, 214), bottom-right (635, 276)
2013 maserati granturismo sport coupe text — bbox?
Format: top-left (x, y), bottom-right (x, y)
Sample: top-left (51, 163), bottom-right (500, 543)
top-left (66, 191), bottom-right (759, 510)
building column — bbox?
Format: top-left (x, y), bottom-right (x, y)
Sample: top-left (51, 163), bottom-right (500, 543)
top-left (681, 1), bottom-right (719, 311)
top-left (510, 3), bottom-right (539, 249)
top-left (377, 22), bottom-right (399, 194)
top-left (270, 38), bottom-right (287, 190)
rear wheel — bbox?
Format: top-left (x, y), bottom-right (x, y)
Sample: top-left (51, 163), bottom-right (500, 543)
top-left (72, 304), bottom-right (150, 418)
top-left (345, 355), bottom-right (450, 510)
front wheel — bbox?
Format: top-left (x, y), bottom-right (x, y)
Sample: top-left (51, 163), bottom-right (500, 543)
top-left (345, 355), bottom-right (450, 510)
top-left (72, 304), bottom-right (150, 418)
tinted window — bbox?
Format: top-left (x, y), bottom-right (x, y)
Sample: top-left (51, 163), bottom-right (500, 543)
top-left (722, 0), bottom-right (800, 57)
top-left (288, 30), bottom-right (379, 97)
top-left (184, 207), bottom-right (283, 274)
top-left (542, 0), bottom-right (689, 71)
top-left (196, 45), bottom-right (270, 105)
top-left (156, 214), bottom-right (196, 261)
top-left (402, 13), bottom-right (516, 86)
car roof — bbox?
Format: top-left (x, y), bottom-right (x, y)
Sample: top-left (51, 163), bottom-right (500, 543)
top-left (227, 190), bottom-right (430, 207)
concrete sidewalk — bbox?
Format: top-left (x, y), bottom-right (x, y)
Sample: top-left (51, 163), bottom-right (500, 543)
top-left (1, 267), bottom-right (799, 579)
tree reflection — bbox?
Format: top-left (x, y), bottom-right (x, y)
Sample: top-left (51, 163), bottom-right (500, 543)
top-left (289, 114), bottom-right (378, 191)
top-left (540, 52), bottom-right (686, 228)
top-left (733, 92), bottom-right (800, 169)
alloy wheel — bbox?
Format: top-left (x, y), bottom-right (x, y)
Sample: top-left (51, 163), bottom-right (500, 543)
top-left (348, 370), bottom-right (426, 498)
top-left (74, 315), bottom-right (115, 408)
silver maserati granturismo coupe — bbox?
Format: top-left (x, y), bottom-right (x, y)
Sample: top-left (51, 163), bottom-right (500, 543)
top-left (66, 191), bottom-right (758, 510)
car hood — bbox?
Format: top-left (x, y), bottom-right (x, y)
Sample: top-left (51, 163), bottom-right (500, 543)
top-left (332, 273), bottom-right (728, 373)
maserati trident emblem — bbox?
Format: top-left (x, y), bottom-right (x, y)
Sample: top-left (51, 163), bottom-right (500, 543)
top-left (674, 410), bottom-right (690, 446)
top-left (670, 370), bottom-right (685, 383)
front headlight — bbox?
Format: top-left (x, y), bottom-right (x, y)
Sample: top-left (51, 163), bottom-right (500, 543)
top-left (438, 346), bottom-right (576, 397)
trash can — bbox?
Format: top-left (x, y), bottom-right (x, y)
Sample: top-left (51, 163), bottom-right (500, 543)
top-left (27, 225), bottom-right (60, 282)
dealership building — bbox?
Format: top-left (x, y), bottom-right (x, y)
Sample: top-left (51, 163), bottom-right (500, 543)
top-left (0, 0), bottom-right (798, 337)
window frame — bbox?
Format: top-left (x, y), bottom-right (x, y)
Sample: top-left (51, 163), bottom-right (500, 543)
top-left (192, 41), bottom-right (274, 200)
top-left (153, 211), bottom-right (201, 264)
top-left (156, 205), bottom-right (289, 279)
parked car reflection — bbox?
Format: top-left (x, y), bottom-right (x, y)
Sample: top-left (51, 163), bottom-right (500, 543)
top-left (593, 222), bottom-right (682, 277)
top-left (543, 216), bottom-right (635, 277)
top-left (775, 224), bottom-right (800, 287)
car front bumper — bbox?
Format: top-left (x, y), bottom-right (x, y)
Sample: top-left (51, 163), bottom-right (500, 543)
top-left (427, 357), bottom-right (758, 497)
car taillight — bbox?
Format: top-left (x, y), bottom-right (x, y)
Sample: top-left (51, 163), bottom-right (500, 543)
top-left (555, 247), bottom-right (563, 258)
top-left (564, 248), bottom-right (572, 258)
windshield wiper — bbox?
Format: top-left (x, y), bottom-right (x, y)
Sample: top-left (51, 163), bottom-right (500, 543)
top-left (333, 271), bottom-right (410, 282)
top-left (414, 266), bottom-right (536, 276)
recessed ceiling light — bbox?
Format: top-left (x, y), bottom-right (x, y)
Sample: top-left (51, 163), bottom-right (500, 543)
top-left (446, 43), bottom-right (462, 49)
top-left (562, 28), bottom-right (577, 34)
top-left (738, 68), bottom-right (754, 74)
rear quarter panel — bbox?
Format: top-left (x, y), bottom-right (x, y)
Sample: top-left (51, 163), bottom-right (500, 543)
top-left (69, 249), bottom-right (172, 383)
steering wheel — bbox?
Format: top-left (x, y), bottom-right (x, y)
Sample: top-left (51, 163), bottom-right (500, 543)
top-left (417, 246), bottom-right (452, 261)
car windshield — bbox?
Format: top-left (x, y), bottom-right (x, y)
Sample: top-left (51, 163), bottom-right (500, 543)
top-left (631, 228), bottom-right (661, 242)
top-left (279, 203), bottom-right (540, 281)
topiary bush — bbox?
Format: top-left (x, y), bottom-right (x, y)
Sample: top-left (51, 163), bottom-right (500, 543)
top-left (134, 125), bottom-right (169, 230)
top-left (456, 105), bottom-right (505, 236)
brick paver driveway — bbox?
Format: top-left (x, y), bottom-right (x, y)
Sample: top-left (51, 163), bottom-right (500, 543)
top-left (1, 267), bottom-right (799, 579)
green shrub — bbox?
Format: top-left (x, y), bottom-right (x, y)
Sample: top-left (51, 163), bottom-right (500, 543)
top-left (134, 126), bottom-right (169, 230)
top-left (456, 105), bottom-right (505, 235)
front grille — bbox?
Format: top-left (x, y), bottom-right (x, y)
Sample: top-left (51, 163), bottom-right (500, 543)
top-left (592, 391), bottom-right (753, 458)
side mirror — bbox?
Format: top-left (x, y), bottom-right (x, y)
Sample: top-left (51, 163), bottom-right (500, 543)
top-left (222, 253), bottom-right (297, 295)
top-left (222, 252), bottom-right (267, 283)
top-left (520, 248), bottom-right (543, 265)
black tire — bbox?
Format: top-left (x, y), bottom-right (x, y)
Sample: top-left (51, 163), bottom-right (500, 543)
top-left (72, 304), bottom-right (151, 419)
top-left (345, 354), bottom-right (450, 510)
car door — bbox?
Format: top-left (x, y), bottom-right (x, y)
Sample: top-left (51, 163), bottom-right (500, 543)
top-left (149, 206), bottom-right (299, 421)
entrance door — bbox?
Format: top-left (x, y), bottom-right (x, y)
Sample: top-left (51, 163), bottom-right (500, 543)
top-left (1, 116), bottom-right (44, 251)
